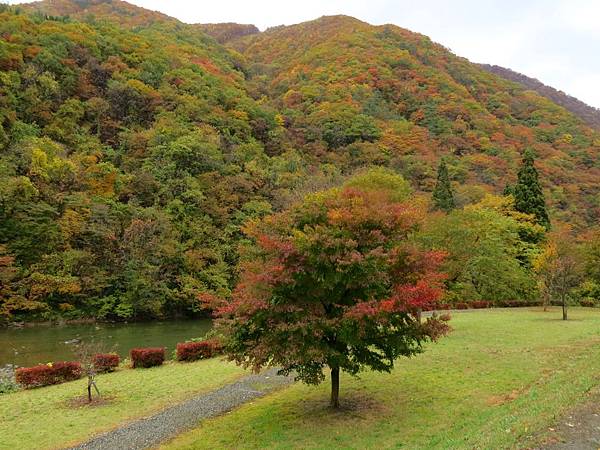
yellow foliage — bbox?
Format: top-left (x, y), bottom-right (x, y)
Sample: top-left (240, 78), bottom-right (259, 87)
top-left (59, 209), bottom-right (89, 240)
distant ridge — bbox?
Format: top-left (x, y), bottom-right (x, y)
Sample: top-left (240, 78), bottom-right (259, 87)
top-left (197, 23), bottom-right (260, 43)
top-left (479, 64), bottom-right (600, 129)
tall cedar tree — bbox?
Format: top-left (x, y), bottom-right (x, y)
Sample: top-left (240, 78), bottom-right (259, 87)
top-left (513, 149), bottom-right (550, 229)
top-left (432, 160), bottom-right (455, 212)
top-left (209, 184), bottom-right (450, 408)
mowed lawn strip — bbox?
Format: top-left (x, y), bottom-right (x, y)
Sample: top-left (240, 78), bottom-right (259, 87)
top-left (162, 308), bottom-right (600, 450)
top-left (0, 358), bottom-right (246, 450)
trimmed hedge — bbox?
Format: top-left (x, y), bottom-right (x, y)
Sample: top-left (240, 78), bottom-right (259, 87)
top-left (93, 353), bottom-right (120, 373)
top-left (470, 300), bottom-right (491, 309)
top-left (429, 300), bottom-right (539, 311)
top-left (130, 347), bottom-right (165, 368)
top-left (496, 300), bottom-right (543, 308)
top-left (15, 362), bottom-right (82, 388)
top-left (176, 339), bottom-right (223, 362)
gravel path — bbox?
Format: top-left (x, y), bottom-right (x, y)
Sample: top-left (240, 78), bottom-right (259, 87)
top-left (68, 368), bottom-right (293, 450)
top-left (537, 392), bottom-right (600, 450)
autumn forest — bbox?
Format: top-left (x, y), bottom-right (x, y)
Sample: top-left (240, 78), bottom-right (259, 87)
top-left (2, 0), bottom-right (600, 323)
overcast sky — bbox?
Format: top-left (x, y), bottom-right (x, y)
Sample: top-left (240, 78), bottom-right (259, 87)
top-left (8, 0), bottom-right (600, 108)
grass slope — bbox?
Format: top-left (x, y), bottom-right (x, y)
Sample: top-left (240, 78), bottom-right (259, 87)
top-left (163, 308), bottom-right (600, 449)
top-left (0, 359), bottom-right (245, 449)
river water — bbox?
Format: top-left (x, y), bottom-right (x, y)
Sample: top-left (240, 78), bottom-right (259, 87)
top-left (0, 319), bottom-right (212, 368)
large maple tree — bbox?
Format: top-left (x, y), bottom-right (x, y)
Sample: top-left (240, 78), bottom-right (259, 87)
top-left (211, 174), bottom-right (450, 407)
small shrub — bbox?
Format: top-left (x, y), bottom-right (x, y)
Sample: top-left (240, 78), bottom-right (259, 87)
top-left (579, 299), bottom-right (596, 307)
top-left (15, 362), bottom-right (82, 388)
top-left (130, 347), bottom-right (165, 368)
top-left (0, 364), bottom-right (17, 394)
top-left (0, 375), bottom-right (19, 394)
top-left (455, 302), bottom-right (469, 310)
top-left (176, 339), bottom-right (223, 362)
top-left (93, 353), bottom-right (120, 373)
top-left (471, 300), bottom-right (491, 309)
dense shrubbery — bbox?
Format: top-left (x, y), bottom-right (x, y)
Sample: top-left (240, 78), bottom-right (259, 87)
top-left (176, 339), bottom-right (223, 362)
top-left (15, 362), bottom-right (82, 388)
top-left (579, 299), bottom-right (596, 307)
top-left (92, 353), bottom-right (120, 373)
top-left (130, 348), bottom-right (165, 368)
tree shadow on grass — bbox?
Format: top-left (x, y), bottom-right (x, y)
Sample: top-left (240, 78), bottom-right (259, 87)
top-left (293, 390), bottom-right (390, 421)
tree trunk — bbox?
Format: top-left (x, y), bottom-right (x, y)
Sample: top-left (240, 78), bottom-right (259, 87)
top-left (562, 298), bottom-right (568, 321)
top-left (330, 366), bottom-right (340, 409)
top-left (87, 378), bottom-right (92, 402)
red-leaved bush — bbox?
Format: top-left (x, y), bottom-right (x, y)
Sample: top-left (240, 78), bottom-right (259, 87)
top-left (130, 347), bottom-right (165, 368)
top-left (176, 339), bottom-right (223, 362)
top-left (470, 301), bottom-right (491, 309)
top-left (454, 302), bottom-right (469, 310)
top-left (15, 362), bottom-right (82, 388)
top-left (93, 353), bottom-right (120, 373)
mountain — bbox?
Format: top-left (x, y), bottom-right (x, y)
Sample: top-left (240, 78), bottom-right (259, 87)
top-left (19, 0), bottom-right (176, 26)
top-left (227, 15), bottom-right (600, 222)
top-left (197, 23), bottom-right (259, 44)
top-left (479, 64), bottom-right (600, 130)
top-left (1, 1), bottom-right (599, 320)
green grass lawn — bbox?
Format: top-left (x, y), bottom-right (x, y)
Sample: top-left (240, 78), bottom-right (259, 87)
top-left (162, 308), bottom-right (600, 450)
top-left (0, 358), bottom-right (246, 449)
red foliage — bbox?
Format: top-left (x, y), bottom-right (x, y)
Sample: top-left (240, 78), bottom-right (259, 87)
top-left (454, 302), bottom-right (469, 310)
top-left (15, 362), bottom-right (82, 388)
top-left (470, 300), bottom-right (491, 309)
top-left (176, 339), bottom-right (223, 362)
top-left (93, 353), bottom-right (120, 373)
top-left (197, 292), bottom-right (224, 311)
top-left (130, 347), bottom-right (165, 368)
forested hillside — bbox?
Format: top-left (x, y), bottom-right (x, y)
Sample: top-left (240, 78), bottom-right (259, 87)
top-left (0, 1), bottom-right (310, 320)
top-left (229, 16), bottom-right (600, 225)
top-left (1, 1), bottom-right (599, 322)
top-left (480, 63), bottom-right (600, 130)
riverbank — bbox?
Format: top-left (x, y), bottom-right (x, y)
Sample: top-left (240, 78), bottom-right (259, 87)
top-left (0, 358), bottom-right (247, 450)
top-left (1, 312), bottom-right (215, 328)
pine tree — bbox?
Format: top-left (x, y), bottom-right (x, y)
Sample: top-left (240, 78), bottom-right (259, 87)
top-left (432, 159), bottom-right (455, 212)
top-left (503, 184), bottom-right (514, 197)
top-left (513, 149), bottom-right (550, 229)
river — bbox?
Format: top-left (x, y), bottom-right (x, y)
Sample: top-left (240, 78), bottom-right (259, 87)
top-left (0, 319), bottom-right (212, 368)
